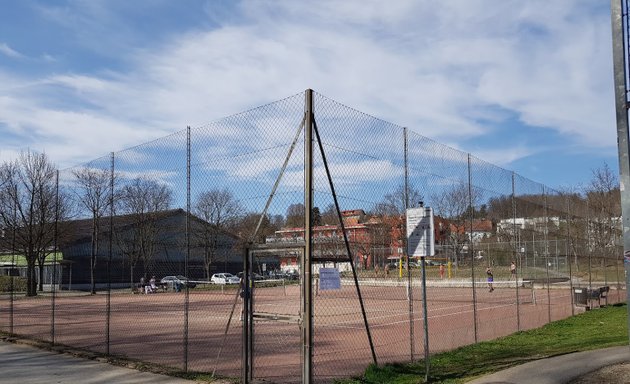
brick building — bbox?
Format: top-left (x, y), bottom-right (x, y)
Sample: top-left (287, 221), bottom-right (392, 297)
top-left (267, 209), bottom-right (451, 270)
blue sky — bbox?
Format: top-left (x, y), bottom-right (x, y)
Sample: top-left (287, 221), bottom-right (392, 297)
top-left (0, 0), bottom-right (619, 191)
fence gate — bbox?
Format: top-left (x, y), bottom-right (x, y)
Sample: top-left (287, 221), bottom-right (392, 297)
top-left (243, 243), bottom-right (305, 383)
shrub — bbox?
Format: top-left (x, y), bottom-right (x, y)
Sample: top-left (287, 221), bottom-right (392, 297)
top-left (0, 276), bottom-right (27, 292)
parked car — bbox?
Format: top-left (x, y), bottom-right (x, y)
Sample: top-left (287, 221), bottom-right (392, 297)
top-left (236, 272), bottom-right (264, 281)
top-left (385, 262), bottom-right (399, 270)
top-left (160, 275), bottom-right (197, 289)
top-left (211, 273), bottom-right (240, 285)
top-left (276, 270), bottom-right (299, 280)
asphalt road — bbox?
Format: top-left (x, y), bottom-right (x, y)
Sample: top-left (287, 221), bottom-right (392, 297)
top-left (468, 345), bottom-right (630, 384)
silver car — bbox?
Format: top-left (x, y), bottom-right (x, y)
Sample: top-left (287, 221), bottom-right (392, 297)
top-left (211, 273), bottom-right (240, 285)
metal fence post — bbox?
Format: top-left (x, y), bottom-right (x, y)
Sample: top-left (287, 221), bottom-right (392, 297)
top-left (468, 154), bottom-right (478, 343)
top-left (403, 127), bottom-right (416, 362)
top-left (51, 170), bottom-right (59, 345)
top-left (566, 195), bottom-right (575, 316)
top-left (107, 152), bottom-right (114, 355)
top-left (512, 172), bottom-right (521, 331)
top-left (242, 245), bottom-right (252, 383)
top-left (184, 126), bottom-right (191, 372)
top-left (611, 1), bottom-right (630, 329)
top-left (302, 89), bottom-right (314, 384)
top-left (543, 188), bottom-right (551, 323)
top-left (10, 185), bottom-right (17, 334)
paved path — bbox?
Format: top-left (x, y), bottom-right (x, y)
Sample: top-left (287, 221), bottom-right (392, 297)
top-left (468, 345), bottom-right (630, 384)
top-left (0, 341), bottom-right (200, 384)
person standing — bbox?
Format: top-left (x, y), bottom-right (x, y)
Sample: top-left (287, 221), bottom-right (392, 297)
top-left (139, 276), bottom-right (145, 293)
top-left (439, 264), bottom-right (445, 279)
top-left (147, 275), bottom-right (157, 293)
top-left (509, 261), bottom-right (517, 280)
top-left (486, 267), bottom-right (494, 292)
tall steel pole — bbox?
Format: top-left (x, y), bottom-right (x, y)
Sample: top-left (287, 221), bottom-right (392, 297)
top-left (107, 152), bottom-right (114, 354)
top-left (184, 126), bottom-right (191, 371)
top-left (302, 89), bottom-right (314, 383)
top-left (513, 172), bottom-right (521, 331)
top-left (468, 154), bottom-right (479, 343)
top-left (610, 0), bottom-right (630, 344)
top-left (51, 170), bottom-right (59, 345)
top-left (403, 128), bottom-right (416, 362)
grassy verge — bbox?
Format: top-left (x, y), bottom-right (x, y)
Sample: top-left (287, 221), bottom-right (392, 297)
top-left (338, 303), bottom-right (628, 384)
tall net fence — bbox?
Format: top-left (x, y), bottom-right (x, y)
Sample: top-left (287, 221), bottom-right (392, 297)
top-left (0, 89), bottom-right (625, 383)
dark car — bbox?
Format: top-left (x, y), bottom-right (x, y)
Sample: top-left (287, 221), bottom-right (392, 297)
top-left (160, 275), bottom-right (197, 289)
top-left (237, 272), bottom-right (264, 281)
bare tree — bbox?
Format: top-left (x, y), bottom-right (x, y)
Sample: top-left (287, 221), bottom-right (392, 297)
top-left (72, 166), bottom-right (112, 294)
top-left (285, 203), bottom-right (305, 228)
top-left (370, 184), bottom-right (423, 265)
top-left (0, 151), bottom-right (66, 296)
top-left (431, 183), bottom-right (483, 264)
top-left (373, 184), bottom-right (423, 216)
top-left (320, 203), bottom-right (338, 225)
top-left (236, 212), bottom-right (282, 244)
top-left (369, 221), bottom-right (393, 268)
top-left (584, 163), bottom-right (621, 257)
top-left (115, 177), bottom-right (172, 289)
top-left (192, 189), bottom-right (243, 279)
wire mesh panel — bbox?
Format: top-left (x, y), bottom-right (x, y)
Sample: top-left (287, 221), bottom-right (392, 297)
top-left (407, 131), bottom-right (478, 355)
top-left (0, 89), bottom-right (626, 384)
top-left (0, 282), bottom-right (9, 332)
top-left (310, 93), bottom-right (410, 382)
top-left (188, 93), bottom-right (305, 381)
top-left (0, 152), bottom-right (58, 345)
top-left (513, 174), bottom-right (551, 331)
top-left (469, 155), bottom-right (521, 341)
top-left (249, 248), bottom-right (302, 383)
top-left (544, 189), bottom-right (573, 322)
top-left (106, 132), bottom-right (189, 369)
top-left (53, 157), bottom-right (111, 353)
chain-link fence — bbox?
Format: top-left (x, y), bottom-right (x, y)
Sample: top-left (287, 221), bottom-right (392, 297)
top-left (0, 90), bottom-right (625, 383)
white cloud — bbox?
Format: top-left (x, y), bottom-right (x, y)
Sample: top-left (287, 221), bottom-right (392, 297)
top-left (0, 43), bottom-right (23, 58)
top-left (0, 0), bottom-right (616, 190)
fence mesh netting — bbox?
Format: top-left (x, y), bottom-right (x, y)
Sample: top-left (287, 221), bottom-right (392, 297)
top-left (0, 90), bottom-right (625, 383)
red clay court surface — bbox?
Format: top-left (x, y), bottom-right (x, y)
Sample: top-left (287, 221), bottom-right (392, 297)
top-left (0, 281), bottom-right (626, 383)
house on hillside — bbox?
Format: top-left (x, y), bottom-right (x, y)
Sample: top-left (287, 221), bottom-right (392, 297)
top-left (496, 217), bottom-right (562, 234)
top-left (470, 219), bottom-right (494, 243)
top-left (266, 209), bottom-right (451, 270)
top-left (269, 210), bottom-right (373, 271)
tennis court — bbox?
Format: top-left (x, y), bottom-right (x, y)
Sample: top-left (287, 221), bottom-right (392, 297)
top-left (0, 276), bottom-right (605, 383)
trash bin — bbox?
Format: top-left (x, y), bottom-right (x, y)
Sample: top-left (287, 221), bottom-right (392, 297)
top-left (588, 289), bottom-right (601, 300)
top-left (573, 288), bottom-right (588, 306)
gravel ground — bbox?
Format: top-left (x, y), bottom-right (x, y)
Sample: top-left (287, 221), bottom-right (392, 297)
top-left (568, 363), bottom-right (630, 384)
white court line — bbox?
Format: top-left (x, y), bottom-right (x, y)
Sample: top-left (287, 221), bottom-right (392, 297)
top-left (324, 301), bottom-right (524, 330)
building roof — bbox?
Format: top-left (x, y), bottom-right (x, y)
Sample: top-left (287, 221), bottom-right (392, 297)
top-left (62, 208), bottom-right (239, 245)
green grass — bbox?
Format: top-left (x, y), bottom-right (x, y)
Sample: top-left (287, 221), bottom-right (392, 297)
top-left (337, 303), bottom-right (629, 384)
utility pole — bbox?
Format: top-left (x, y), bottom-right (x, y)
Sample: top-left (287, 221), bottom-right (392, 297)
top-left (610, 0), bottom-right (630, 345)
